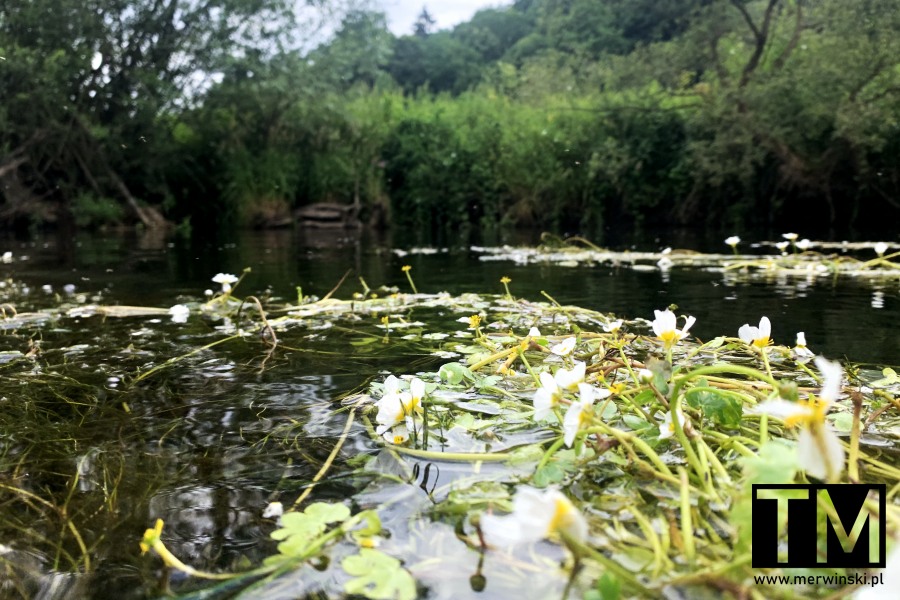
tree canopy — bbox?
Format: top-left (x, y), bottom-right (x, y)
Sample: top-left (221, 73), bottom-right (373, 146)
top-left (1, 0), bottom-right (898, 235)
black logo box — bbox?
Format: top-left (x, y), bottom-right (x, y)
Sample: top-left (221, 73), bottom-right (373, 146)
top-left (751, 483), bottom-right (886, 568)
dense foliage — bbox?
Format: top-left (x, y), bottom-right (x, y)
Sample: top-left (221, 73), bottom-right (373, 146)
top-left (1, 0), bottom-right (899, 235)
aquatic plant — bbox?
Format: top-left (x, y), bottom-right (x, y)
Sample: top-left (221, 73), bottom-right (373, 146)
top-left (130, 275), bottom-right (900, 599)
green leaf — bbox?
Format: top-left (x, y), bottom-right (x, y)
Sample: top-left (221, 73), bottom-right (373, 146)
top-left (532, 463), bottom-right (565, 487)
top-left (591, 573), bottom-right (621, 600)
top-left (270, 502), bottom-right (351, 557)
top-left (438, 362), bottom-right (473, 384)
top-left (828, 412), bottom-right (853, 433)
top-left (342, 549), bottom-right (416, 600)
top-left (622, 414), bottom-right (651, 431)
top-left (742, 441), bottom-right (798, 485)
top-left (871, 367), bottom-right (899, 387)
top-left (685, 386), bottom-right (742, 427)
top-left (351, 510), bottom-right (383, 544)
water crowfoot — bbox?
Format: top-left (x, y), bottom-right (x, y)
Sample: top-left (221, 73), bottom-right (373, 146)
top-left (480, 486), bottom-right (588, 547)
top-left (755, 356), bottom-right (846, 481)
top-left (738, 316), bottom-right (771, 348)
top-left (651, 309), bottom-right (696, 349)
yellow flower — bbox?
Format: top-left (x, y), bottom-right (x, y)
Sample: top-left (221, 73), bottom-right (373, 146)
top-left (500, 276), bottom-right (511, 284)
top-left (468, 314), bottom-right (482, 329)
top-left (401, 265), bottom-right (412, 272)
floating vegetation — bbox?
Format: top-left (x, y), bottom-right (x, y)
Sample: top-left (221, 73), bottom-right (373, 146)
top-left (118, 271), bottom-right (900, 599)
top-left (0, 269), bottom-right (900, 600)
top-left (468, 235), bottom-right (900, 284)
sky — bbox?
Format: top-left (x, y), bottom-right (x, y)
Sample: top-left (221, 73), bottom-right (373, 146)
top-left (378, 0), bottom-right (512, 35)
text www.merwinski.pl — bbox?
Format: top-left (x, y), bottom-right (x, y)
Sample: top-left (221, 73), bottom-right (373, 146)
top-left (753, 573), bottom-right (884, 587)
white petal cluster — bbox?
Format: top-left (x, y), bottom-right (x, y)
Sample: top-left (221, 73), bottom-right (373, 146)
top-left (169, 304), bottom-right (190, 324)
top-left (212, 272), bottom-right (239, 293)
top-left (375, 375), bottom-right (425, 440)
top-left (480, 487), bottom-right (588, 547)
top-left (755, 356), bottom-right (845, 480)
top-left (651, 309), bottom-right (696, 348)
top-left (738, 316), bottom-right (771, 348)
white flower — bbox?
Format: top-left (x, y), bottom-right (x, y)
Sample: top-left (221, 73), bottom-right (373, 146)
top-left (775, 241), bottom-right (790, 253)
top-left (782, 233), bottom-right (798, 241)
top-left (204, 289), bottom-right (214, 298)
top-left (533, 372), bottom-right (562, 421)
top-left (480, 486), bottom-right (588, 547)
top-left (374, 375), bottom-right (423, 435)
top-left (725, 236), bottom-right (741, 247)
top-left (815, 356), bottom-right (843, 402)
top-left (383, 423), bottom-right (409, 445)
top-left (63, 283), bottom-right (76, 294)
top-left (793, 331), bottom-right (814, 362)
top-left (563, 383), bottom-right (595, 447)
top-left (638, 368), bottom-right (653, 383)
top-left (555, 362), bottom-right (586, 391)
top-left (797, 239), bottom-right (811, 251)
top-left (603, 319), bottom-right (623, 333)
top-left (262, 501), bottom-right (283, 519)
top-left (0, 251), bottom-right (12, 263)
top-left (550, 337), bottom-right (576, 356)
top-left (527, 326), bottom-right (542, 338)
top-left (659, 407), bottom-right (685, 440)
top-left (874, 242), bottom-right (889, 257)
top-left (169, 304), bottom-right (190, 324)
top-left (91, 52), bottom-right (103, 70)
top-left (651, 309), bottom-right (696, 348)
top-left (738, 316), bottom-right (772, 348)
top-left (212, 273), bottom-right (239, 293)
top-left (755, 356), bottom-right (845, 480)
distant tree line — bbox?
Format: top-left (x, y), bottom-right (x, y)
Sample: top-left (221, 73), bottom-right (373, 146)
top-left (1, 0), bottom-right (898, 237)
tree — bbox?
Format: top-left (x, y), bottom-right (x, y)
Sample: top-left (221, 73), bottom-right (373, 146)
top-left (0, 0), bottom-right (308, 228)
top-left (413, 7), bottom-right (436, 37)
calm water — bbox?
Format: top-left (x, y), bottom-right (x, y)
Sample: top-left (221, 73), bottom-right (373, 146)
top-left (9, 228), bottom-right (898, 365)
top-left (0, 227), bottom-right (897, 598)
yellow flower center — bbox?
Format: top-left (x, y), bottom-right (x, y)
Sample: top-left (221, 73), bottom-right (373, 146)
top-left (752, 336), bottom-right (770, 349)
top-left (783, 397), bottom-right (827, 428)
top-left (659, 330), bottom-right (679, 347)
top-left (548, 497), bottom-right (577, 536)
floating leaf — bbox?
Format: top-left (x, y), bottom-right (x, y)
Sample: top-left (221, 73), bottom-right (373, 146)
top-left (828, 412), bottom-right (853, 433)
top-left (342, 548), bottom-right (416, 600)
top-left (742, 441), bottom-right (798, 485)
top-left (533, 463), bottom-right (565, 487)
top-left (270, 502), bottom-right (350, 557)
top-left (870, 367), bottom-right (899, 387)
top-left (438, 362), bottom-right (474, 385)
